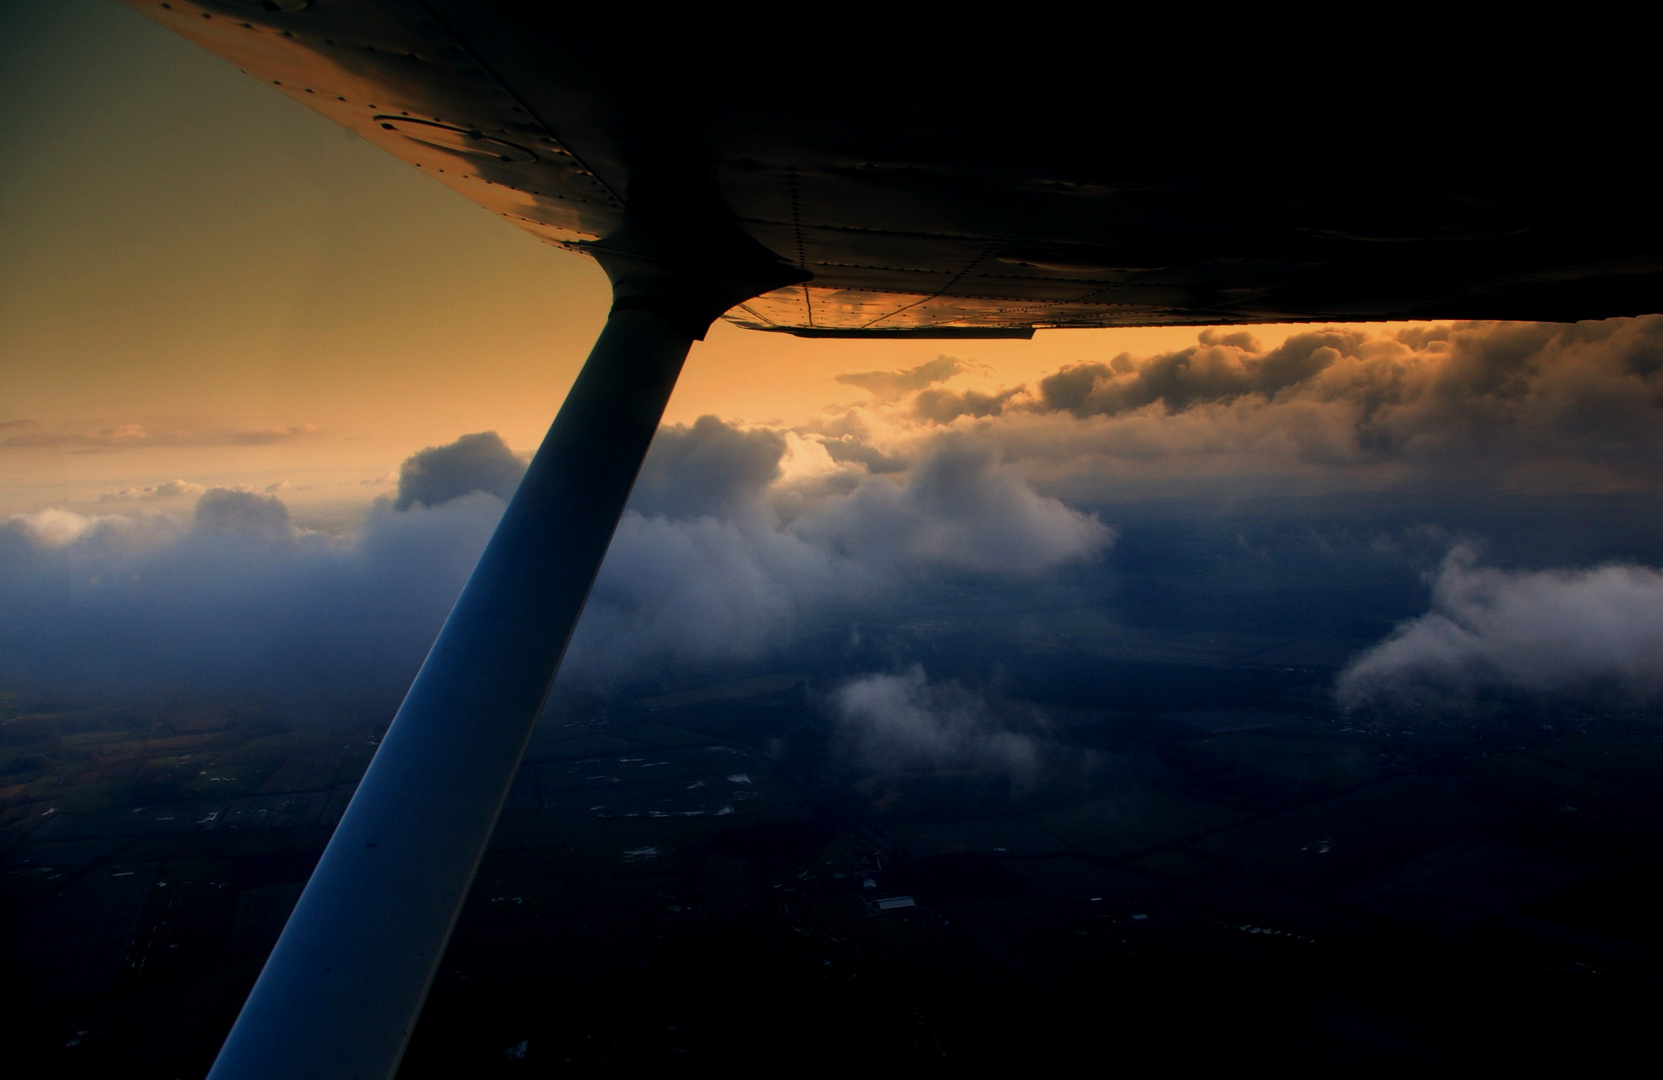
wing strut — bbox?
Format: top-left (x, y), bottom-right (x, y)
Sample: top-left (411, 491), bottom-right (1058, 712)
top-left (206, 271), bottom-right (755, 1078)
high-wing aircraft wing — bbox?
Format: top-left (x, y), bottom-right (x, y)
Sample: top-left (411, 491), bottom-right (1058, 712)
top-left (133, 2), bottom-right (1659, 336)
top-left (121, 3), bottom-right (1661, 1077)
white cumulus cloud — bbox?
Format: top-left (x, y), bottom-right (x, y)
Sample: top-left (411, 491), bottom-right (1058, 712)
top-left (1337, 546), bottom-right (1663, 708)
top-left (830, 666), bottom-right (1047, 781)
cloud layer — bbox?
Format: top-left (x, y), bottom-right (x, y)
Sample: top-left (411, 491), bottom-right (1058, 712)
top-left (7, 317), bottom-right (1662, 722)
top-left (832, 318), bottom-right (1663, 496)
top-left (1, 418), bottom-right (1112, 714)
top-left (0, 421), bottom-right (317, 452)
top-left (0, 488), bottom-right (502, 719)
top-left (97, 479), bottom-right (206, 503)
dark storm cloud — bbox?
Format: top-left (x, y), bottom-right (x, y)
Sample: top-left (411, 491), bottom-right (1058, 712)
top-left (835, 355), bottom-right (964, 400)
top-left (393, 431), bottom-right (525, 510)
top-left (1337, 546), bottom-right (1663, 709)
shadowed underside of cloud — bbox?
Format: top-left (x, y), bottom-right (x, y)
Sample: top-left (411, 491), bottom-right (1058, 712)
top-left (1337, 546), bottom-right (1663, 709)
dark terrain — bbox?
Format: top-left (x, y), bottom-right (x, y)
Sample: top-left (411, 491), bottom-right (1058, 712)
top-left (8, 495), bottom-right (1663, 1075)
top-left (7, 669), bottom-right (1663, 1076)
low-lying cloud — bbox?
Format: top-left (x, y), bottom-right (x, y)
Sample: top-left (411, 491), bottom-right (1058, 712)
top-left (1337, 546), bottom-right (1663, 709)
top-left (830, 666), bottom-right (1048, 782)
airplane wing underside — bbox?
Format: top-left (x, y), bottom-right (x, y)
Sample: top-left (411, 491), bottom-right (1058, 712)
top-left (129, 1), bottom-right (1662, 336)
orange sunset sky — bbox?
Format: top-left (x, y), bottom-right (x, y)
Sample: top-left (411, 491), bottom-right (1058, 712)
top-left (0, 0), bottom-right (1348, 526)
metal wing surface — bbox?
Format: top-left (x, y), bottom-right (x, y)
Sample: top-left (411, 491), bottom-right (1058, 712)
top-left (128, 2), bottom-right (1663, 337)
